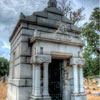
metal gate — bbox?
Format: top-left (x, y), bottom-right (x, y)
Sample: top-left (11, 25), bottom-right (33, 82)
top-left (49, 59), bottom-right (63, 100)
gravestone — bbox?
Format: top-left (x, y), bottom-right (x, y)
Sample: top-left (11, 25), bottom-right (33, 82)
top-left (7, 0), bottom-right (87, 100)
top-left (97, 75), bottom-right (100, 87)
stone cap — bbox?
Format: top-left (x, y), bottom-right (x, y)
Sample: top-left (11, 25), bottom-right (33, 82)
top-left (70, 57), bottom-right (85, 66)
top-left (48, 0), bottom-right (57, 8)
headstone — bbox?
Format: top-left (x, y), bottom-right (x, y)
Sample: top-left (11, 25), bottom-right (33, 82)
top-left (84, 87), bottom-right (89, 89)
top-left (98, 75), bottom-right (100, 87)
top-left (93, 92), bottom-right (100, 96)
top-left (93, 88), bottom-right (96, 90)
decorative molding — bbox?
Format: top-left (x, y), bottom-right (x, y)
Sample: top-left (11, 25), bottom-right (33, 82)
top-left (56, 22), bottom-right (70, 34)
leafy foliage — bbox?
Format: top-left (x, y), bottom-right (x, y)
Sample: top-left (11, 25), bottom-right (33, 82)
top-left (58, 0), bottom-right (85, 25)
top-left (0, 57), bottom-right (9, 78)
top-left (82, 7), bottom-right (100, 77)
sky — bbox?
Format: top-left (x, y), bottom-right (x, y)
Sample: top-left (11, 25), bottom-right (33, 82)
top-left (0, 0), bottom-right (99, 60)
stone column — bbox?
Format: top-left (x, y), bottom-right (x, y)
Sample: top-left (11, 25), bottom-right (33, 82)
top-left (73, 64), bottom-right (79, 94)
top-left (79, 66), bottom-right (84, 93)
top-left (43, 63), bottom-right (49, 96)
top-left (32, 64), bottom-right (35, 94)
top-left (70, 57), bottom-right (87, 100)
top-left (34, 64), bottom-right (41, 97)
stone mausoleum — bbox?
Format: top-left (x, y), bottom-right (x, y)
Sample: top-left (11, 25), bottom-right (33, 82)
top-left (7, 0), bottom-right (87, 100)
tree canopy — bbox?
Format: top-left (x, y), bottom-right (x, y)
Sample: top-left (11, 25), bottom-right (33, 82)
top-left (0, 57), bottom-right (9, 78)
top-left (58, 0), bottom-right (85, 25)
top-left (82, 7), bottom-right (100, 77)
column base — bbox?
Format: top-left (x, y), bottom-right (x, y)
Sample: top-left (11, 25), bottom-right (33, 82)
top-left (30, 96), bottom-right (43, 100)
top-left (6, 98), bottom-right (9, 100)
top-left (71, 93), bottom-right (87, 100)
top-left (71, 93), bottom-right (81, 100)
top-left (43, 95), bottom-right (51, 100)
top-left (30, 95), bottom-right (51, 100)
top-left (80, 93), bottom-right (87, 100)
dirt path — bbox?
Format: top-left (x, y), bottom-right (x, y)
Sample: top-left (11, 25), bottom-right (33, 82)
top-left (0, 81), bottom-right (8, 100)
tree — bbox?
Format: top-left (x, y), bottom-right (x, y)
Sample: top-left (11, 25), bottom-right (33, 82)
top-left (0, 57), bottom-right (9, 78)
top-left (82, 7), bottom-right (100, 77)
top-left (58, 0), bottom-right (85, 25)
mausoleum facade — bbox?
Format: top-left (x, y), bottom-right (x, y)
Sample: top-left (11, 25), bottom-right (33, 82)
top-left (7, 0), bottom-right (87, 100)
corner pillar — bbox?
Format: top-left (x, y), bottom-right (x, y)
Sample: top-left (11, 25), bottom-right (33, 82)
top-left (70, 57), bottom-right (87, 100)
top-left (30, 64), bottom-right (42, 100)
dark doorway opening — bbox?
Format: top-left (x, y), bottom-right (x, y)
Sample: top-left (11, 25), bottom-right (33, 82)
top-left (49, 59), bottom-right (63, 100)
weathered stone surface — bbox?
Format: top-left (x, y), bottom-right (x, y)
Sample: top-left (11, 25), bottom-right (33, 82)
top-left (48, 12), bottom-right (62, 21)
top-left (21, 15), bottom-right (37, 23)
top-left (45, 7), bottom-right (63, 15)
top-left (33, 11), bottom-right (48, 18)
top-left (8, 79), bottom-right (32, 87)
top-left (70, 57), bottom-right (85, 66)
top-left (37, 17), bottom-right (57, 28)
top-left (62, 16), bottom-right (73, 24)
top-left (18, 87), bottom-right (32, 100)
top-left (20, 42), bottom-right (31, 56)
top-left (48, 0), bottom-right (57, 8)
top-left (32, 54), bottom-right (51, 64)
top-left (21, 28), bottom-right (34, 36)
top-left (71, 25), bottom-right (82, 33)
top-left (14, 64), bottom-right (32, 79)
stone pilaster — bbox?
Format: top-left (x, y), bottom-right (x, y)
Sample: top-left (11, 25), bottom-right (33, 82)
top-left (79, 66), bottom-right (84, 93)
top-left (32, 64), bottom-right (35, 94)
top-left (43, 63), bottom-right (51, 100)
top-left (30, 64), bottom-right (42, 100)
top-left (43, 63), bottom-right (49, 96)
top-left (34, 64), bottom-right (41, 96)
top-left (70, 57), bottom-right (81, 100)
top-left (73, 64), bottom-right (79, 94)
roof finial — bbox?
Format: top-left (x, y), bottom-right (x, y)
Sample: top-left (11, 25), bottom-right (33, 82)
top-left (48, 0), bottom-right (57, 8)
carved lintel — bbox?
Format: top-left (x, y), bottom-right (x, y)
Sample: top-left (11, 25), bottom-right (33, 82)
top-left (31, 54), bottom-right (51, 64)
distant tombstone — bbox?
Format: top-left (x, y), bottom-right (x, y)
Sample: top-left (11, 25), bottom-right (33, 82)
top-left (2, 76), bottom-right (6, 84)
top-left (98, 75), bottom-right (100, 87)
top-left (84, 87), bottom-right (89, 89)
top-left (93, 88), bottom-right (96, 90)
top-left (89, 83), bottom-right (92, 85)
top-left (93, 92), bottom-right (100, 96)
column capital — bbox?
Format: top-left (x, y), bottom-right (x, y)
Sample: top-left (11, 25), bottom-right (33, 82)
top-left (79, 58), bottom-right (85, 66)
top-left (70, 57), bottom-right (79, 66)
top-left (43, 62), bottom-right (50, 66)
top-left (31, 54), bottom-right (51, 64)
top-left (70, 57), bottom-right (85, 66)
